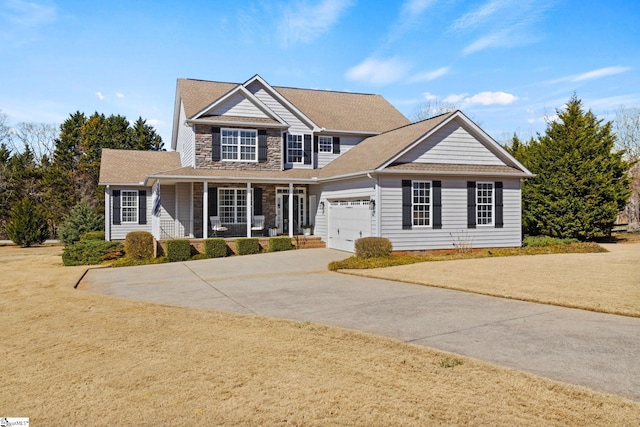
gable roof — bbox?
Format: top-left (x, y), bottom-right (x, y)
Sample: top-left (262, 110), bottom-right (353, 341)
top-left (176, 76), bottom-right (410, 134)
top-left (99, 149), bottom-right (182, 185)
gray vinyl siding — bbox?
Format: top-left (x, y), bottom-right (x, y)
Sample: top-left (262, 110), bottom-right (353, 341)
top-left (109, 186), bottom-right (152, 240)
top-left (175, 182), bottom-right (192, 238)
top-left (317, 136), bottom-right (363, 168)
top-left (397, 121), bottom-right (506, 166)
top-left (177, 103), bottom-right (195, 167)
top-left (379, 176), bottom-right (521, 251)
top-left (208, 93), bottom-right (269, 118)
top-left (313, 178), bottom-right (376, 244)
top-left (246, 83), bottom-right (311, 134)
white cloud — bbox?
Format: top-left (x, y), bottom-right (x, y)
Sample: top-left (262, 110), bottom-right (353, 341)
top-left (280, 0), bottom-right (353, 47)
top-left (443, 94), bottom-right (466, 104)
top-left (146, 119), bottom-right (163, 126)
top-left (345, 57), bottom-right (410, 85)
top-left (573, 66), bottom-right (631, 82)
top-left (116, 92), bottom-right (125, 98)
top-left (409, 67), bottom-right (450, 82)
top-left (422, 92), bottom-right (439, 101)
top-left (2, 0), bottom-right (56, 27)
top-left (95, 91), bottom-right (104, 100)
top-left (464, 91), bottom-right (518, 105)
top-left (451, 0), bottom-right (507, 31)
top-left (400, 0), bottom-right (436, 18)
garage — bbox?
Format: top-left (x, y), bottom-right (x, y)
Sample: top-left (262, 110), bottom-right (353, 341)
top-left (327, 199), bottom-right (372, 252)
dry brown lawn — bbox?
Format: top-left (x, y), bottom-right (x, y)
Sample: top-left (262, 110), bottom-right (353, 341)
top-left (345, 243), bottom-right (640, 318)
top-left (2, 245), bottom-right (640, 426)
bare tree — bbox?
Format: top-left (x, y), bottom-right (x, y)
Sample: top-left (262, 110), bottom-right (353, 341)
top-left (411, 99), bottom-right (460, 122)
top-left (9, 122), bottom-right (58, 164)
top-left (614, 105), bottom-right (640, 229)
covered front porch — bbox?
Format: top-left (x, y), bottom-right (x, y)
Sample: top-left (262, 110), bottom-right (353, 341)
top-left (150, 180), bottom-right (318, 241)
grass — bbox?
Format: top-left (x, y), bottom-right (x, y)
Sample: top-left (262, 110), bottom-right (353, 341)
top-left (2, 244), bottom-right (640, 425)
top-left (329, 242), bottom-right (606, 271)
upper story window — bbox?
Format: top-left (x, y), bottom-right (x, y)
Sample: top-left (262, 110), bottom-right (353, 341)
top-left (287, 134), bottom-right (303, 163)
top-left (121, 190), bottom-right (138, 223)
top-left (412, 181), bottom-right (431, 227)
top-left (318, 136), bottom-right (333, 153)
top-left (221, 128), bottom-right (257, 162)
top-left (476, 182), bottom-right (494, 225)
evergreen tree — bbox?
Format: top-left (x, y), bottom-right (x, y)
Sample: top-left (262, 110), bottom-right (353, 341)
top-left (522, 95), bottom-right (631, 239)
top-left (58, 202), bottom-right (104, 246)
top-left (129, 117), bottom-right (164, 151)
top-left (5, 196), bottom-right (49, 247)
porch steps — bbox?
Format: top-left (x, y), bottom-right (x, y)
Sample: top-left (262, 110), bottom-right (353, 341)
top-left (291, 235), bottom-right (326, 249)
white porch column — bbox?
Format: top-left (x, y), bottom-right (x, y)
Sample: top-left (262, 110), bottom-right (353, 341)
top-left (246, 182), bottom-right (252, 238)
top-left (288, 183), bottom-right (294, 237)
top-left (105, 185), bottom-right (111, 241)
top-left (203, 182), bottom-right (208, 239)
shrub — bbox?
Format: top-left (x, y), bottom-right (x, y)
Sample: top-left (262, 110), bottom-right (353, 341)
top-left (80, 231), bottom-right (106, 241)
top-left (125, 231), bottom-right (155, 260)
top-left (62, 240), bottom-right (124, 266)
top-left (166, 239), bottom-right (191, 262)
top-left (236, 238), bottom-right (260, 255)
top-left (204, 238), bottom-right (227, 258)
top-left (5, 196), bottom-right (49, 247)
top-left (59, 202), bottom-right (103, 246)
top-left (269, 237), bottom-right (293, 252)
top-left (355, 237), bottom-right (392, 258)
top-left (523, 235), bottom-right (579, 247)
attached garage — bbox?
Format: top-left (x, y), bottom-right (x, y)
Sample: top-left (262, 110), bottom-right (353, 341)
top-left (327, 199), bottom-right (372, 252)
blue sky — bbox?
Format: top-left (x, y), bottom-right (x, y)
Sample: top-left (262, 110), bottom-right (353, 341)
top-left (1, 0), bottom-right (638, 145)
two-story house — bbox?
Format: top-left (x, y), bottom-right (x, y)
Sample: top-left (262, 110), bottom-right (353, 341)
top-left (99, 74), bottom-right (533, 252)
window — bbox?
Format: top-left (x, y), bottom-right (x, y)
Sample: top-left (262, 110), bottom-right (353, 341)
top-left (318, 136), bottom-right (333, 153)
top-left (221, 128), bottom-right (257, 161)
top-left (476, 182), bottom-right (493, 225)
top-left (287, 134), bottom-right (303, 163)
top-left (218, 188), bottom-right (247, 224)
top-left (412, 181), bottom-right (431, 227)
top-left (121, 190), bottom-right (138, 223)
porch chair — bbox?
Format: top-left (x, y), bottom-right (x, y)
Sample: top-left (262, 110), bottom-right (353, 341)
top-left (251, 215), bottom-right (265, 236)
top-left (210, 216), bottom-right (228, 236)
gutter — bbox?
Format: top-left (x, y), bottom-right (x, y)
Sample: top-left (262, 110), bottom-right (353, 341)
top-left (377, 169), bottom-right (535, 178)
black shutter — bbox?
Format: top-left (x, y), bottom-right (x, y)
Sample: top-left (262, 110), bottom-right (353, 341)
top-left (402, 180), bottom-right (412, 230)
top-left (467, 181), bottom-right (476, 228)
top-left (313, 135), bottom-right (318, 152)
top-left (282, 132), bottom-right (287, 165)
top-left (304, 134), bottom-right (312, 165)
top-left (258, 129), bottom-right (267, 163)
top-left (112, 190), bottom-right (121, 225)
top-left (209, 187), bottom-right (218, 216)
top-left (138, 190), bottom-right (147, 225)
top-left (495, 182), bottom-right (504, 228)
top-left (333, 136), bottom-right (340, 154)
top-left (433, 181), bottom-right (442, 229)
top-left (254, 187), bottom-right (263, 215)
top-left (212, 127), bottom-right (221, 161)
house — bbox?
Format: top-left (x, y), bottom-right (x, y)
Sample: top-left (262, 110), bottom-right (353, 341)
top-left (99, 74), bottom-right (534, 252)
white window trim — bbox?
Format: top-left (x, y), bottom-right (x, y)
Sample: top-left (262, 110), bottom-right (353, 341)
top-left (121, 190), bottom-right (139, 224)
top-left (318, 135), bottom-right (333, 153)
top-left (476, 182), bottom-right (494, 226)
top-left (218, 187), bottom-right (248, 224)
top-left (221, 128), bottom-right (258, 163)
top-left (287, 133), bottom-right (304, 164)
top-left (412, 180), bottom-right (432, 228)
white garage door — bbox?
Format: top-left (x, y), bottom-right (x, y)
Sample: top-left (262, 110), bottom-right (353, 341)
top-left (328, 199), bottom-right (372, 252)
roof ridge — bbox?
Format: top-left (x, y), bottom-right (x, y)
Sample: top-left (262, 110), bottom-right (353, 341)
top-left (274, 85), bottom-right (380, 97)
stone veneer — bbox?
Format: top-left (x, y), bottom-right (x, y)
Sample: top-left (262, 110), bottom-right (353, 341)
top-left (194, 125), bottom-right (282, 170)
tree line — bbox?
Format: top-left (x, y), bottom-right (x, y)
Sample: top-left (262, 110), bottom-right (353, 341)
top-left (0, 110), bottom-right (163, 240)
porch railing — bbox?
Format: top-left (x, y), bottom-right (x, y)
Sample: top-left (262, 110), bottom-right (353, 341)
top-left (160, 220), bottom-right (192, 240)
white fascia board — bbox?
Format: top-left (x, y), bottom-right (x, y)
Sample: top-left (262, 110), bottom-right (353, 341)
top-left (376, 169), bottom-right (534, 178)
top-left (244, 75), bottom-right (320, 131)
top-left (144, 174), bottom-right (319, 186)
top-left (171, 85), bottom-right (182, 151)
top-left (191, 85), bottom-right (288, 126)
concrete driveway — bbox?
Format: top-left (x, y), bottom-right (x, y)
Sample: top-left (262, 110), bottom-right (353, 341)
top-left (79, 248), bottom-right (640, 402)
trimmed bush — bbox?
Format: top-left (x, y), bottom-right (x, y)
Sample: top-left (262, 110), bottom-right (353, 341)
top-left (166, 239), bottom-right (191, 262)
top-left (269, 237), bottom-right (294, 252)
top-left (236, 238), bottom-right (260, 255)
top-left (125, 231), bottom-right (155, 260)
top-left (62, 240), bottom-right (124, 266)
top-left (204, 238), bottom-right (227, 258)
top-left (80, 231), bottom-right (106, 241)
top-left (523, 235), bottom-right (579, 247)
top-left (5, 196), bottom-right (49, 247)
top-left (355, 237), bottom-right (392, 258)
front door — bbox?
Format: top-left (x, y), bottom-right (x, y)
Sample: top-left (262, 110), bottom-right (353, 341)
top-left (276, 187), bottom-right (306, 234)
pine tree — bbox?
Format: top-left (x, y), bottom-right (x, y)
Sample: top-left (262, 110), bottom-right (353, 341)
top-left (5, 196), bottom-right (49, 247)
top-left (523, 95), bottom-right (631, 239)
top-left (58, 202), bottom-right (104, 246)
